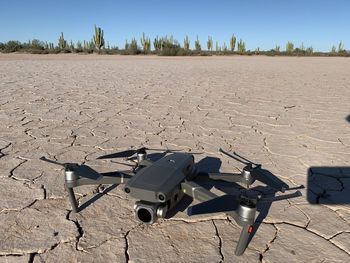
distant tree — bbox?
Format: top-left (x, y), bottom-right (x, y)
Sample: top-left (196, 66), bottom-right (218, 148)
top-left (286, 41), bottom-right (294, 54)
top-left (4, 41), bottom-right (22, 52)
top-left (306, 46), bottom-right (313, 55)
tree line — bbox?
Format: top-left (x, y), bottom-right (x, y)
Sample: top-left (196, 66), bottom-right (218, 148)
top-left (0, 25), bottom-right (348, 56)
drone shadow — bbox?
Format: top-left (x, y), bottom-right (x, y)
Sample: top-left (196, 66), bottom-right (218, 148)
top-left (307, 166), bottom-right (350, 205)
top-left (78, 184), bottom-right (118, 212)
top-left (346, 115), bottom-right (350, 123)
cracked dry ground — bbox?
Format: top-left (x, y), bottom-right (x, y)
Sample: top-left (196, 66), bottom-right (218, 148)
top-left (0, 54), bottom-right (349, 263)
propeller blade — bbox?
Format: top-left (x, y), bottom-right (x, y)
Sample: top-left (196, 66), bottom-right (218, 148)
top-left (232, 151), bottom-right (259, 166)
top-left (110, 160), bottom-right (136, 167)
top-left (97, 149), bottom-right (138, 159)
top-left (40, 157), bottom-right (102, 180)
top-left (39, 156), bottom-right (66, 167)
top-left (187, 194), bottom-right (240, 216)
top-left (207, 173), bottom-right (246, 183)
top-left (252, 168), bottom-right (289, 192)
top-left (219, 148), bottom-right (250, 165)
top-left (258, 191), bottom-right (302, 203)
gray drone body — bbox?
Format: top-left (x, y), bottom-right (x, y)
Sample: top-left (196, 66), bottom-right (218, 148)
top-left (125, 153), bottom-right (194, 202)
top-left (125, 152), bottom-right (195, 224)
top-left (40, 148), bottom-right (301, 256)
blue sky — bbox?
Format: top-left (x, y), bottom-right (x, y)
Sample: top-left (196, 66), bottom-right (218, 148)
top-left (0, 0), bottom-right (349, 51)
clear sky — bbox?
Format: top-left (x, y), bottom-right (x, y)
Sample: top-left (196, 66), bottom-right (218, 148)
top-left (0, 0), bottom-right (349, 51)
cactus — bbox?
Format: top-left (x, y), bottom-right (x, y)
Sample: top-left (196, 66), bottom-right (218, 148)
top-left (194, 35), bottom-right (201, 51)
top-left (215, 41), bottom-right (219, 52)
top-left (70, 40), bottom-right (74, 51)
top-left (286, 41), bottom-right (294, 53)
top-left (140, 32), bottom-right (151, 53)
top-left (222, 42), bottom-right (227, 52)
top-left (338, 41), bottom-right (345, 53)
top-left (230, 35), bottom-right (236, 51)
top-left (93, 25), bottom-right (105, 51)
top-left (306, 46), bottom-right (313, 54)
top-left (76, 41), bottom-right (82, 50)
top-left (207, 36), bottom-right (213, 51)
top-left (184, 36), bottom-right (190, 51)
top-left (331, 45), bottom-right (336, 54)
top-left (153, 36), bottom-right (162, 52)
top-left (58, 32), bottom-right (67, 49)
top-left (275, 45), bottom-right (280, 53)
top-left (237, 39), bottom-right (246, 54)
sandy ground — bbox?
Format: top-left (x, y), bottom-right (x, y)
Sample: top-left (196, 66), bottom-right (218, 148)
top-left (0, 54), bottom-right (349, 262)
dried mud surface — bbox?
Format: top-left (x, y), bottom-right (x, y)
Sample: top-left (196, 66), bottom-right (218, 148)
top-left (0, 54), bottom-right (349, 262)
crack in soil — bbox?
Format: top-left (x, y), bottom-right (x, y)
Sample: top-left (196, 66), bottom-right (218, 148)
top-left (212, 220), bottom-right (224, 262)
top-left (259, 223), bottom-right (278, 262)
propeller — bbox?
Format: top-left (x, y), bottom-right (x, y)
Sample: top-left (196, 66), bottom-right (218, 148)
top-left (219, 148), bottom-right (289, 192)
top-left (39, 156), bottom-right (102, 180)
top-left (97, 147), bottom-right (203, 160)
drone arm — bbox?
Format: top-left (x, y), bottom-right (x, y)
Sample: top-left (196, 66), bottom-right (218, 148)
top-left (205, 172), bottom-right (254, 185)
top-left (181, 181), bottom-right (217, 202)
top-left (66, 171), bottom-right (133, 188)
top-left (181, 181), bottom-right (240, 220)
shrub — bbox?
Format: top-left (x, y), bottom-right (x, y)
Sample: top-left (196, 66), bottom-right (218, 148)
top-left (286, 41), bottom-right (294, 54)
top-left (2, 41), bottom-right (22, 52)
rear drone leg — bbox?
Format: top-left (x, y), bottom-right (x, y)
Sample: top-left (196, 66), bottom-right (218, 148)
top-left (67, 187), bottom-right (79, 213)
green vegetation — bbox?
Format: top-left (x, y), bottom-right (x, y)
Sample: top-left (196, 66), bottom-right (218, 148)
top-left (207, 36), bottom-right (213, 51)
top-left (286, 41), bottom-right (294, 54)
top-left (93, 25), bottom-right (105, 51)
top-left (153, 36), bottom-right (162, 52)
top-left (140, 33), bottom-right (151, 54)
top-left (230, 35), bottom-right (236, 51)
top-left (237, 39), bottom-right (246, 54)
top-left (183, 36), bottom-right (190, 51)
top-left (194, 36), bottom-right (201, 51)
top-left (0, 26), bottom-right (348, 56)
top-left (58, 32), bottom-right (67, 50)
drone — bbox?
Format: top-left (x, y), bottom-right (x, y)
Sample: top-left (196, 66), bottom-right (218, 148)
top-left (40, 147), bottom-right (302, 256)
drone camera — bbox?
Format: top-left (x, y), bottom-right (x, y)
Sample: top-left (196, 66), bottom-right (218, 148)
top-left (134, 201), bottom-right (167, 224)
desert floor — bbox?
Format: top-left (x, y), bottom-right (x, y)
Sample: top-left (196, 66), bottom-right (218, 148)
top-left (0, 54), bottom-right (349, 263)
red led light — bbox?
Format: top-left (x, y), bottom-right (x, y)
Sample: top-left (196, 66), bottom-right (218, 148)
top-left (248, 226), bottom-right (253, 233)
